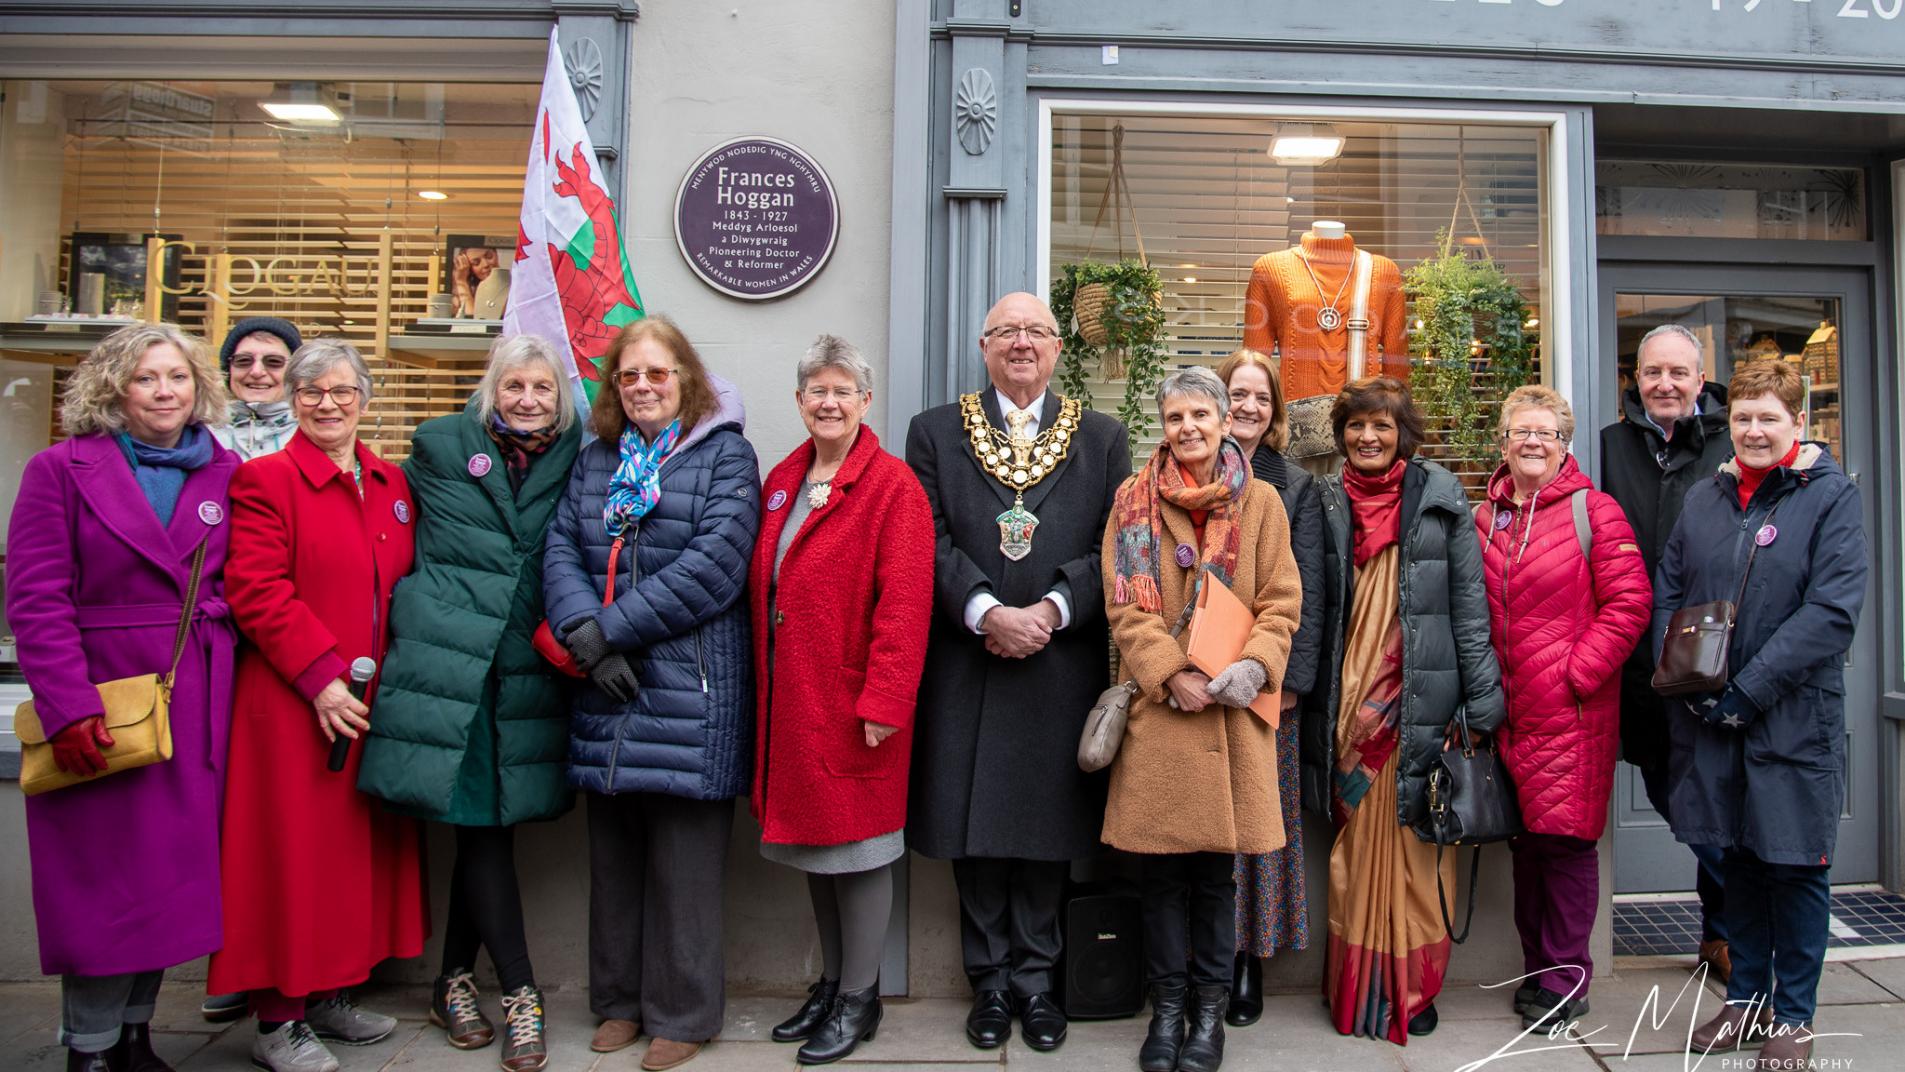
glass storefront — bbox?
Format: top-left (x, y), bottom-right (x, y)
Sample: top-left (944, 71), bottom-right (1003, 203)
top-left (0, 77), bottom-right (537, 685)
top-left (1044, 109), bottom-right (1555, 471)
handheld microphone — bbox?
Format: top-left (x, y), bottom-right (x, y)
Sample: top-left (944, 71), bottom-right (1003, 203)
top-left (327, 656), bottom-right (378, 772)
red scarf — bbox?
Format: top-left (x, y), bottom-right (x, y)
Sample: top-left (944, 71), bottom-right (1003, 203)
top-left (1736, 440), bottom-right (1801, 509)
top-left (1343, 459), bottom-right (1405, 567)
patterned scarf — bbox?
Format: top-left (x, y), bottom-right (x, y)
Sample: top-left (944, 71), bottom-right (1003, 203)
top-left (603, 419), bottom-right (680, 538)
top-left (1342, 458), bottom-right (1405, 567)
top-left (1110, 437), bottom-right (1250, 613)
top-left (486, 412), bottom-right (562, 491)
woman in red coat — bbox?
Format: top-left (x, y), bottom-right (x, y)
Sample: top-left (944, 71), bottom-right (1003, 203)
top-left (748, 335), bottom-right (934, 1066)
top-left (211, 338), bottom-right (425, 1072)
top-left (1475, 385), bottom-right (1651, 1033)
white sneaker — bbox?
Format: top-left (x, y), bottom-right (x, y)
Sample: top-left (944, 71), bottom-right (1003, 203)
top-left (305, 992), bottom-right (398, 1046)
top-left (251, 1021), bottom-right (340, 1072)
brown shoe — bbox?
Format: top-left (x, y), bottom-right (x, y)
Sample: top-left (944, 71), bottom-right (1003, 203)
top-left (1698, 939), bottom-right (1733, 985)
top-left (430, 971), bottom-right (495, 1050)
top-left (641, 1038), bottom-right (703, 1071)
top-left (499, 986), bottom-right (548, 1072)
top-left (1753, 1023), bottom-right (1814, 1070)
top-left (1690, 1002), bottom-right (1773, 1052)
top-left (590, 1018), bottom-right (639, 1054)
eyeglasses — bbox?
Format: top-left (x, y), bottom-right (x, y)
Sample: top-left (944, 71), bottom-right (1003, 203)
top-left (1502, 428), bottom-right (1563, 443)
top-left (801, 386), bottom-right (866, 403)
top-left (294, 385), bottom-right (362, 407)
top-left (614, 367), bottom-right (677, 387)
top-left (982, 325), bottom-right (1059, 343)
top-left (230, 355), bottom-right (287, 372)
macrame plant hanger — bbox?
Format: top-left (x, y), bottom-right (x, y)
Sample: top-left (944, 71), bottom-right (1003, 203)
top-left (1443, 131), bottom-right (1492, 261)
top-left (1075, 123), bottom-right (1148, 378)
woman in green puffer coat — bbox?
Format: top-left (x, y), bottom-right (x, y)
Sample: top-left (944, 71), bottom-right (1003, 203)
top-left (359, 335), bottom-right (582, 1072)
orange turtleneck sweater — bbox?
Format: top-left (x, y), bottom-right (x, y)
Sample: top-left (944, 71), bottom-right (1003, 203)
top-left (1242, 232), bottom-right (1409, 401)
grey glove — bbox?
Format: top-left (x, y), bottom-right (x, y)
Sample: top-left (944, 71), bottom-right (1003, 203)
top-left (565, 619), bottom-right (610, 672)
top-left (590, 652), bottom-right (640, 704)
top-left (1206, 659), bottom-right (1268, 709)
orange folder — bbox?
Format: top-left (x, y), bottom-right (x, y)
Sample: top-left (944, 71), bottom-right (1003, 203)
top-left (1184, 577), bottom-right (1280, 727)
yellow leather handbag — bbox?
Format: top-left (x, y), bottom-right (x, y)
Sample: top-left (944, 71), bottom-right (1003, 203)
top-left (13, 541), bottom-right (205, 796)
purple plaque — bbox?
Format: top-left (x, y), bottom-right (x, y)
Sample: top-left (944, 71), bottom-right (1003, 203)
top-left (674, 137), bottom-right (839, 301)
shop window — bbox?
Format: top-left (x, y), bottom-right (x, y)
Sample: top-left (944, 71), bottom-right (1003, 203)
top-left (0, 78), bottom-right (536, 684)
top-left (1046, 111), bottom-right (1553, 479)
top-left (1596, 161), bottom-right (1866, 241)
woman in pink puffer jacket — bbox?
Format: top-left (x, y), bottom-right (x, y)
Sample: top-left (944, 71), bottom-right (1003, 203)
top-left (1476, 385), bottom-right (1652, 1033)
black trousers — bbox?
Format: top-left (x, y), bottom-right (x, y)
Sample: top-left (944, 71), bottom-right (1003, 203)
top-left (1141, 852), bottom-right (1237, 987)
top-left (952, 856), bottom-right (1067, 999)
top-left (586, 791), bottom-right (734, 1041)
top-left (441, 825), bottom-right (534, 992)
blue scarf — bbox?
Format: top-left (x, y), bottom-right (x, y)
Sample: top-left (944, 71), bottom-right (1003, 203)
top-left (115, 424), bottom-right (214, 526)
top-left (603, 419), bottom-right (681, 538)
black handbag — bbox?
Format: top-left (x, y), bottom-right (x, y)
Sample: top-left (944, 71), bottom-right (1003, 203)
top-left (1414, 707), bottom-right (1522, 943)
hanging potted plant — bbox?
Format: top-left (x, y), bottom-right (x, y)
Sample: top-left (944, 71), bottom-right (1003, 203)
top-left (1051, 259), bottom-right (1167, 446)
top-left (1404, 229), bottom-right (1540, 476)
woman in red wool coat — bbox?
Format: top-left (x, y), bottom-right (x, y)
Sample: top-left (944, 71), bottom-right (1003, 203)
top-left (210, 339), bottom-right (427, 1072)
top-left (748, 336), bottom-right (934, 1065)
top-left (1475, 385), bottom-right (1651, 1035)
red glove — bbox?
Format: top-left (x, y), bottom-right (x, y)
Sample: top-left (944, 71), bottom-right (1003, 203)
top-left (50, 716), bottom-right (115, 777)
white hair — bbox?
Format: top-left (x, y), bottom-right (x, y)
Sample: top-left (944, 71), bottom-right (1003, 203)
top-left (476, 334), bottom-right (578, 433)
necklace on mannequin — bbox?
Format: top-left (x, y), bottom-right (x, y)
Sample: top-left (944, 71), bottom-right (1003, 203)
top-left (1295, 249), bottom-right (1353, 332)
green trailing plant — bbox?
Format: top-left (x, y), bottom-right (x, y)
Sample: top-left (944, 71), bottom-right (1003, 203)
top-left (1049, 259), bottom-right (1167, 450)
top-left (1404, 232), bottom-right (1540, 463)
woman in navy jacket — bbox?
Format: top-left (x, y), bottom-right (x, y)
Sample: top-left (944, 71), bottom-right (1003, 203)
top-left (1655, 359), bottom-right (1866, 1069)
top-left (542, 316), bottom-right (760, 1071)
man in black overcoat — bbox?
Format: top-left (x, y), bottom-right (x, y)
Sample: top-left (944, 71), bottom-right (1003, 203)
top-left (905, 291), bottom-right (1130, 1052)
top-left (1598, 321), bottom-right (1733, 981)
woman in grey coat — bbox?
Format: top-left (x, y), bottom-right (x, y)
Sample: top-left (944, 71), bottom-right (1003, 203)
top-left (1658, 359), bottom-right (1866, 1070)
top-left (1304, 377), bottom-right (1504, 1044)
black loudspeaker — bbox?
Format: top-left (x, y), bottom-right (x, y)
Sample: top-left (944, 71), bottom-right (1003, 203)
top-left (1060, 890), bottom-right (1144, 1019)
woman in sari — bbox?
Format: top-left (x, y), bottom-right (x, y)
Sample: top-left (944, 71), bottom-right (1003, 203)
top-left (1304, 376), bottom-right (1504, 1042)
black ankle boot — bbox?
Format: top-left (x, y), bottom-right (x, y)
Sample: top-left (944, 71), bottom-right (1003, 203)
top-left (1177, 984), bottom-right (1229, 1072)
top-left (770, 977), bottom-right (839, 1042)
top-left (1225, 951), bottom-right (1262, 1027)
top-left (795, 985), bottom-right (881, 1066)
top-left (1139, 978), bottom-right (1188, 1072)
top-left (66, 1050), bottom-right (111, 1072)
top-left (113, 1023), bottom-right (175, 1072)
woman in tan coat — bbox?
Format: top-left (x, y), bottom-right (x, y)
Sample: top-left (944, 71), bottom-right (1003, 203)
top-left (1103, 366), bottom-right (1302, 1072)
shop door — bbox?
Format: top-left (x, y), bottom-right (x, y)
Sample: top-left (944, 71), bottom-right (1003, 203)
top-left (1599, 263), bottom-right (1881, 893)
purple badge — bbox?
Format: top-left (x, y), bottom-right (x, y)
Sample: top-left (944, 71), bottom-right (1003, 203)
top-left (767, 489), bottom-right (789, 511)
top-left (468, 453), bottom-right (493, 478)
top-left (1494, 510), bottom-right (1513, 531)
top-left (1174, 543), bottom-right (1196, 568)
top-left (197, 501), bottom-right (223, 526)
top-left (1755, 524), bottom-right (1777, 547)
top-left (394, 499), bottom-right (411, 524)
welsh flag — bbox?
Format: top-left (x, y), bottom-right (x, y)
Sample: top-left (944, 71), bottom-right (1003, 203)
top-left (504, 28), bottom-right (644, 416)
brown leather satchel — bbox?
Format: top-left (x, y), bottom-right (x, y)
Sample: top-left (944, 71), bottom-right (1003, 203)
top-left (1652, 500), bottom-right (1780, 697)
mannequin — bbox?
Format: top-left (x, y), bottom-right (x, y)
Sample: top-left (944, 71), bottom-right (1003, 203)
top-left (1242, 222), bottom-right (1409, 402)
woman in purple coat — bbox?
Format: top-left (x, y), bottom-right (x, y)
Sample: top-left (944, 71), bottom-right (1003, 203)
top-left (5, 322), bottom-right (240, 1072)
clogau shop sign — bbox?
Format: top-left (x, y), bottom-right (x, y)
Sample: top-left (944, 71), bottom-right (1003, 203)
top-left (674, 137), bottom-right (839, 301)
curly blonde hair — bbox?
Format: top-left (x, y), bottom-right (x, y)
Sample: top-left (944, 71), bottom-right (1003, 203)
top-left (60, 322), bottom-right (227, 437)
top-left (1497, 384), bottom-right (1575, 443)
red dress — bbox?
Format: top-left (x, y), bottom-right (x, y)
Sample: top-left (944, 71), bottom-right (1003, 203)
top-left (209, 431), bottom-right (426, 996)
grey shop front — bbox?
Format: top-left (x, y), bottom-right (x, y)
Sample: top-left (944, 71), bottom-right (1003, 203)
top-left (883, 0), bottom-right (1905, 986)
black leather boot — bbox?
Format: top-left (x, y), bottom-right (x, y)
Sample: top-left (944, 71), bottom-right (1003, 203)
top-left (794, 985), bottom-right (881, 1066)
top-left (1177, 983), bottom-right (1229, 1072)
top-left (66, 1050), bottom-right (112, 1072)
top-left (1225, 951), bottom-right (1262, 1027)
top-left (1138, 978), bottom-right (1188, 1072)
top-left (113, 1023), bottom-right (176, 1072)
top-left (770, 977), bottom-right (839, 1043)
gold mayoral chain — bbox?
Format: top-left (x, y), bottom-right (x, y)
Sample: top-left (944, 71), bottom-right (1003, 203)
top-left (960, 392), bottom-right (1082, 561)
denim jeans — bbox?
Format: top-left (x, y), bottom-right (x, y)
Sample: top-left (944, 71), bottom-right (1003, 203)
top-left (1722, 849), bottom-right (1830, 1025)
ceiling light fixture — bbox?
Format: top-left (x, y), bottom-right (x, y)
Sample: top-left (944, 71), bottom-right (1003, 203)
top-left (417, 190), bottom-right (450, 201)
top-left (259, 83), bottom-right (342, 124)
top-left (1268, 122), bottom-right (1344, 166)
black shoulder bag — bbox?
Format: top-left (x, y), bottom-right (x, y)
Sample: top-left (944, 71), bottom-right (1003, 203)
top-left (1414, 706), bottom-right (1522, 943)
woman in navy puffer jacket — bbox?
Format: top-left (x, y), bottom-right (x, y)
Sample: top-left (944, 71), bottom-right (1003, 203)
top-left (542, 316), bottom-right (760, 1068)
